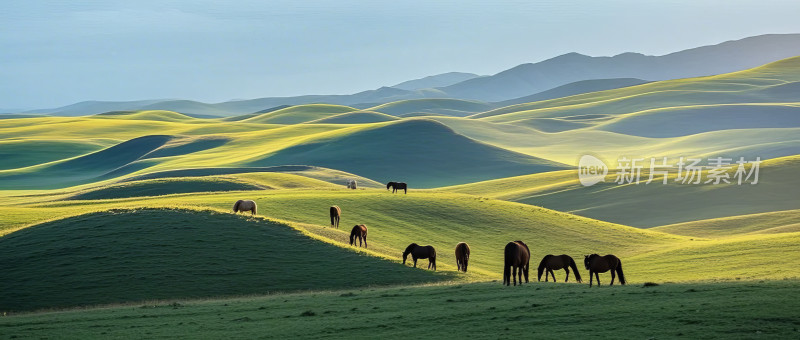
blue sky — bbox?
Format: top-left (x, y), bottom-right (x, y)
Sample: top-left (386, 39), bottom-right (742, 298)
top-left (2, 0), bottom-right (800, 109)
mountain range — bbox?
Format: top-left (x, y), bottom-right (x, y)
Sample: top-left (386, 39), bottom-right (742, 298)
top-left (18, 33), bottom-right (800, 117)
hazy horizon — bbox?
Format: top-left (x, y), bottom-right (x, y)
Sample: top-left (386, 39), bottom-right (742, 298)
top-left (3, 0), bottom-right (800, 109)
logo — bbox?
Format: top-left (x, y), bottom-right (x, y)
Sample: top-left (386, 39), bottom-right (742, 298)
top-left (578, 154), bottom-right (608, 187)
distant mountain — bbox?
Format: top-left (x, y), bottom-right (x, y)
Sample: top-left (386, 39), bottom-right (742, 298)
top-left (390, 72), bottom-right (482, 91)
top-left (26, 99), bottom-right (171, 116)
top-left (439, 34), bottom-right (800, 101)
top-left (495, 78), bottom-right (650, 106)
top-left (26, 87), bottom-right (443, 117)
top-left (24, 34), bottom-right (800, 117)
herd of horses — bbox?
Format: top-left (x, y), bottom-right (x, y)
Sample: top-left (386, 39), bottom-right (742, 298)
top-left (233, 181), bottom-right (626, 287)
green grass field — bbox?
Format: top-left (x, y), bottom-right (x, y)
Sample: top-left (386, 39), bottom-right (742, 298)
top-left (0, 57), bottom-right (798, 337)
top-left (2, 281), bottom-right (799, 338)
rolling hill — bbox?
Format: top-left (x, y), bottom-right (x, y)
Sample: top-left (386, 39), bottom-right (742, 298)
top-left (0, 208), bottom-right (450, 311)
top-left (366, 98), bottom-right (495, 117)
top-left (248, 119), bottom-right (570, 187)
top-left (494, 78), bottom-right (650, 107)
top-left (442, 155), bottom-right (800, 228)
top-left (241, 104), bottom-right (359, 124)
top-left (472, 55), bottom-right (800, 123)
top-left (304, 110), bottom-right (399, 124)
top-left (650, 209), bottom-right (800, 238)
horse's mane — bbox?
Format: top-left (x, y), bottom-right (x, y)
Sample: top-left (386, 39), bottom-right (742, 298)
top-left (232, 199), bottom-right (242, 211)
top-left (537, 255), bottom-right (549, 281)
top-left (386, 182), bottom-right (395, 189)
top-left (403, 243), bottom-right (419, 255)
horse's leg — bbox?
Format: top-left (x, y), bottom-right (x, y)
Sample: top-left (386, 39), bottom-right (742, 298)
top-left (565, 268), bottom-right (570, 283)
top-left (610, 268), bottom-right (616, 286)
top-left (550, 269), bottom-right (557, 283)
top-left (512, 266), bottom-right (518, 286)
top-left (595, 272), bottom-right (601, 286)
top-left (413, 258), bottom-right (418, 268)
top-left (363, 235), bottom-right (367, 248)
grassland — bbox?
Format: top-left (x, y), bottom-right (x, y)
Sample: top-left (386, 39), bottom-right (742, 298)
top-left (2, 281), bottom-right (799, 338)
top-left (0, 56), bottom-right (798, 337)
top-left (0, 208), bottom-right (451, 312)
top-left (442, 155), bottom-right (800, 227)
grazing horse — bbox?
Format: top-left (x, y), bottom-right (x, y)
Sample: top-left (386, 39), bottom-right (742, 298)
top-left (349, 224), bottom-right (368, 248)
top-left (386, 182), bottom-right (407, 194)
top-left (329, 205), bottom-right (341, 229)
top-left (455, 242), bottom-right (471, 272)
top-left (402, 243), bottom-right (436, 270)
top-left (503, 241), bottom-right (530, 286)
top-left (232, 200), bottom-right (257, 215)
top-left (537, 254), bottom-right (582, 283)
top-left (584, 254), bottom-right (626, 287)
top-left (346, 179), bottom-right (358, 189)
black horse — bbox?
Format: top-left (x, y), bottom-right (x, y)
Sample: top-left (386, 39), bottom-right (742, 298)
top-left (387, 182), bottom-right (408, 194)
top-left (402, 243), bottom-right (436, 270)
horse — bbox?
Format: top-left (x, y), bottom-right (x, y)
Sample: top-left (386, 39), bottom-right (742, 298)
top-left (402, 243), bottom-right (436, 270)
top-left (329, 205), bottom-right (341, 229)
top-left (232, 200), bottom-right (257, 215)
top-left (537, 254), bottom-right (582, 283)
top-left (503, 241), bottom-right (530, 286)
top-left (386, 182), bottom-right (407, 194)
top-left (584, 254), bottom-right (626, 287)
top-left (346, 179), bottom-right (358, 189)
top-left (455, 242), bottom-right (470, 272)
top-left (349, 224), bottom-right (368, 248)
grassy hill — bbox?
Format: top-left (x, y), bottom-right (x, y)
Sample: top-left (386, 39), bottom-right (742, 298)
top-left (305, 110), bottom-right (399, 124)
top-left (0, 139), bottom-right (109, 170)
top-left (0, 208), bottom-right (451, 312)
top-left (442, 155), bottom-right (800, 228)
top-left (594, 103), bottom-right (800, 137)
top-left (248, 119), bottom-right (570, 187)
top-left (367, 98), bottom-right (494, 117)
top-left (472, 56), bottom-right (800, 125)
top-left (67, 177), bottom-right (265, 200)
top-left (241, 104), bottom-right (359, 124)
top-left (9, 183), bottom-right (790, 282)
top-left (94, 110), bottom-right (198, 122)
top-left (430, 116), bottom-right (800, 166)
top-left (651, 209), bottom-right (800, 238)
top-left (495, 78), bottom-right (650, 107)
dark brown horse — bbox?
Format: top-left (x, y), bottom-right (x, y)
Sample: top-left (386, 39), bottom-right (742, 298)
top-left (232, 200), bottom-right (257, 215)
top-left (402, 243), bottom-right (436, 270)
top-left (455, 242), bottom-right (470, 272)
top-left (503, 241), bottom-right (530, 286)
top-left (387, 182), bottom-right (407, 194)
top-left (349, 224), bottom-right (368, 248)
top-left (537, 254), bottom-right (582, 283)
top-left (329, 205), bottom-right (341, 229)
top-left (584, 254), bottom-right (626, 287)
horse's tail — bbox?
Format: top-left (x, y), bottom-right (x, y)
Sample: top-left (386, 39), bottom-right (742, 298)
top-left (537, 255), bottom-right (550, 281)
top-left (232, 200), bottom-right (241, 212)
top-left (252, 202), bottom-right (257, 215)
top-left (569, 257), bottom-right (582, 283)
top-left (330, 209), bottom-right (335, 227)
top-left (616, 261), bottom-right (626, 285)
